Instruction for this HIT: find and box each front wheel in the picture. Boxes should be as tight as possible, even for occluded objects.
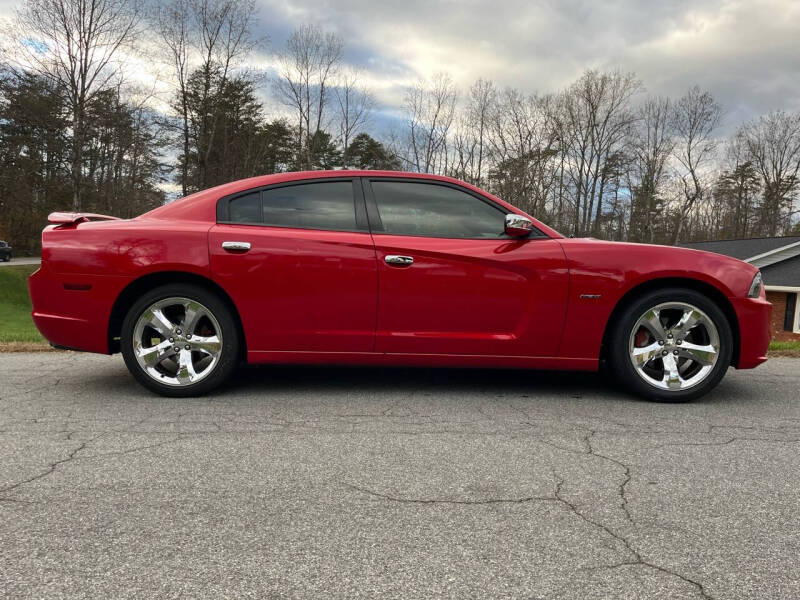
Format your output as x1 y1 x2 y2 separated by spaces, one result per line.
608 288 733 402
120 284 240 397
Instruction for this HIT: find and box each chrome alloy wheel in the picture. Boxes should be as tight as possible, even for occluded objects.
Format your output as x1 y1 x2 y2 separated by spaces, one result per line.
628 302 720 391
132 297 223 387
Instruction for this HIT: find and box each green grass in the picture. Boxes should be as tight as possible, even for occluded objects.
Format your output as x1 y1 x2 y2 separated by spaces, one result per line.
0 264 45 343
769 340 800 352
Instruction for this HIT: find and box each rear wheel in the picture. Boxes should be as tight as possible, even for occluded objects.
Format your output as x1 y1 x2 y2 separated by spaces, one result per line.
608 288 732 402
120 284 239 397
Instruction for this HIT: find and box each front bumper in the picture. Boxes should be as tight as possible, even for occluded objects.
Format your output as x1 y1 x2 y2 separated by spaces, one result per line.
730 295 771 369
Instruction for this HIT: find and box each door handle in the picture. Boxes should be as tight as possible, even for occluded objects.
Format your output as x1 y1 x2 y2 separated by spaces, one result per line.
222 241 251 252
385 255 414 266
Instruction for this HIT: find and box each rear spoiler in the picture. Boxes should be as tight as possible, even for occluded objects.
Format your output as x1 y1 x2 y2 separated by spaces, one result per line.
48 212 121 225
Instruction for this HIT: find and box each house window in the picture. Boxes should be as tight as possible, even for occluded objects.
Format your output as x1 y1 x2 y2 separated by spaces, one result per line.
794 293 800 334
785 293 800 333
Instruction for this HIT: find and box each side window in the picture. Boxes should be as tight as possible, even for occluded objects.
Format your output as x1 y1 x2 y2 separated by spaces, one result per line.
229 191 261 224
262 181 357 231
371 181 506 238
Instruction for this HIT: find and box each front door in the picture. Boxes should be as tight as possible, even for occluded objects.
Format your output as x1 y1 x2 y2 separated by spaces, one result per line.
365 178 569 357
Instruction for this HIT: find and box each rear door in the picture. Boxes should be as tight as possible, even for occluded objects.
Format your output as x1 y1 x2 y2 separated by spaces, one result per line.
365 178 569 357
209 178 378 353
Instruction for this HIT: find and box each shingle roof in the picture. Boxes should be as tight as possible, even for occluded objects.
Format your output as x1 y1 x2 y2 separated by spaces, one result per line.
681 236 800 260
760 254 800 287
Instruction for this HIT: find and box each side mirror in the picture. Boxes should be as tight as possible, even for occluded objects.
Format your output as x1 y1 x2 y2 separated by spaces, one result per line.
505 214 534 237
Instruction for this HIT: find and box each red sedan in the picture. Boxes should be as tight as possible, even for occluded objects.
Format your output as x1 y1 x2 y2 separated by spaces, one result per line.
29 171 771 400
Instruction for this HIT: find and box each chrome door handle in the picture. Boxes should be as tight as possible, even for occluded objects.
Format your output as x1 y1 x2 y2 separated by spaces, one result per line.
222 241 251 252
385 255 413 266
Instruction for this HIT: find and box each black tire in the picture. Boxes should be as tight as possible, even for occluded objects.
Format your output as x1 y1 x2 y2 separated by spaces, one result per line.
120 283 240 397
608 287 733 402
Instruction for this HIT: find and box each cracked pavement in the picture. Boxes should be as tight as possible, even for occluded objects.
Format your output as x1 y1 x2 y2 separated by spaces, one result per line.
1 353 799 599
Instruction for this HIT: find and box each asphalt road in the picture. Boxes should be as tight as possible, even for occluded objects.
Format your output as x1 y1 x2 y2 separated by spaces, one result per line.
1 353 799 599
0 257 40 267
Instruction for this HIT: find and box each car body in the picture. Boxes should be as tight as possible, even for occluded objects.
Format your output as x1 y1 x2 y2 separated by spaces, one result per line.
0 240 11 261
28 171 771 400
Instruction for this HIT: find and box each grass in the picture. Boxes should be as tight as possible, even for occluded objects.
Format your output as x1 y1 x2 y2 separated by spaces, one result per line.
1 264 799 356
0 264 46 344
768 340 800 357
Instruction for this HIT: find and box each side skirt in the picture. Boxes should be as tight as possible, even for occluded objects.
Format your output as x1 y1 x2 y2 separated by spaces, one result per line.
246 350 598 372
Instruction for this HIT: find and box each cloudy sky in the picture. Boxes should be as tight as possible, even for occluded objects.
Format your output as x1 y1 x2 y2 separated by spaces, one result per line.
2 0 799 134
246 0 800 133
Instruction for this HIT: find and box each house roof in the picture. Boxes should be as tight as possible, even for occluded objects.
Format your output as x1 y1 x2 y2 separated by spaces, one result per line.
760 254 800 288
681 236 800 260
681 236 800 288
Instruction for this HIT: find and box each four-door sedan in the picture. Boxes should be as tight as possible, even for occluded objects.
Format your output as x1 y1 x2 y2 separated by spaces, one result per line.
29 171 771 400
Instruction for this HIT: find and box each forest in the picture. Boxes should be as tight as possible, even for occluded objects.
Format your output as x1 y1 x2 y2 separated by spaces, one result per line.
1 0 799 254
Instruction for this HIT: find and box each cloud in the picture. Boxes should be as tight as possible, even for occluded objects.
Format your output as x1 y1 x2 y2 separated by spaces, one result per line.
257 0 800 131
2 0 796 133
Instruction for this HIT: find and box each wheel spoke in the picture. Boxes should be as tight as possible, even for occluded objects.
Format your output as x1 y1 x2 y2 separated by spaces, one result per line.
678 342 717 366
640 308 667 340
632 342 662 368
136 340 174 365
182 301 208 334
661 353 683 389
191 335 221 357
144 308 175 337
673 308 703 338
175 349 198 384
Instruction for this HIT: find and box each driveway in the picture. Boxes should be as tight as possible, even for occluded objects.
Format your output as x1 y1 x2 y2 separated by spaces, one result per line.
1 353 798 599
0 257 40 267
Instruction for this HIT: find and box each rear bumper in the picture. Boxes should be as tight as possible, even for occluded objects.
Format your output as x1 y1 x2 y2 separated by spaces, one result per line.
730 295 771 369
29 266 130 354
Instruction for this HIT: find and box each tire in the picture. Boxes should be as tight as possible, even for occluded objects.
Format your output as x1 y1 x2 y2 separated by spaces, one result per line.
120 283 240 397
608 287 733 402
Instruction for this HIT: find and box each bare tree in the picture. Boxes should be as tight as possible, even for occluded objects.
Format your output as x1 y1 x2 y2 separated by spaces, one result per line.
154 0 191 195
628 97 675 242
11 0 141 210
670 86 721 244
452 78 495 185
275 24 343 170
739 111 800 236
193 0 258 188
559 70 642 236
403 73 457 173
152 0 258 192
335 67 374 167
486 88 559 219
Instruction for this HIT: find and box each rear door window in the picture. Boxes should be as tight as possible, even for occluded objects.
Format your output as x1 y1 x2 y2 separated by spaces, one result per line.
262 181 357 231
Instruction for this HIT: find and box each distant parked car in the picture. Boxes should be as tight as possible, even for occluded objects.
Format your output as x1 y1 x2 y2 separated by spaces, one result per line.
0 241 11 261
29 171 771 401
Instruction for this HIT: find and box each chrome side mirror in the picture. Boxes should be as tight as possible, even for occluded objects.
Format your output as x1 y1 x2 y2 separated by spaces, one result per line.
505 214 534 237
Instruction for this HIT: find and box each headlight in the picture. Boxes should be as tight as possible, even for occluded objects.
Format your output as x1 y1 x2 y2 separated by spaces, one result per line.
747 272 762 298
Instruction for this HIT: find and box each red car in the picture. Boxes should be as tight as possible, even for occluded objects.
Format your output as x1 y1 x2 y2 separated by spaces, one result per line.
29 171 771 401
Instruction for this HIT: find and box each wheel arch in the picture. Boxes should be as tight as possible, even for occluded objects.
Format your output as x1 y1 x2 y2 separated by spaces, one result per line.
107 270 247 359
600 277 740 368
